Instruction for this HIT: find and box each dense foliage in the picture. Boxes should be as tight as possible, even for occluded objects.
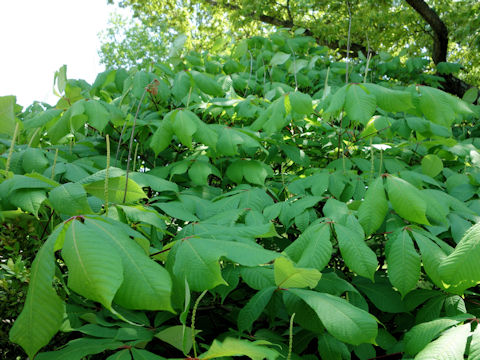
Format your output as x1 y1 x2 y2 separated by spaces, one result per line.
2 30 480 359
105 0 480 91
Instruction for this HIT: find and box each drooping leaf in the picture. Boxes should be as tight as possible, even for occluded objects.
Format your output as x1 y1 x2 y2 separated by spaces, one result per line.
358 177 388 236
84 176 147 204
415 323 471 360
386 230 421 297
290 289 378 345
49 182 94 215
345 84 376 125
288 91 313 115
335 223 378 281
9 226 67 358
238 287 276 332
386 176 430 225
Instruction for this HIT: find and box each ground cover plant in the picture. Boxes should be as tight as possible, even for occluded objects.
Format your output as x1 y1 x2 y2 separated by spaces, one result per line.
1 30 480 359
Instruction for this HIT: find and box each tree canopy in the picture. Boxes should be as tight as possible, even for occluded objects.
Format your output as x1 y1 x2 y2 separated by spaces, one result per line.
103 0 479 97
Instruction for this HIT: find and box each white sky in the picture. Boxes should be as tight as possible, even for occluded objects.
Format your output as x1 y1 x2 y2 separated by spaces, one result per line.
0 0 126 108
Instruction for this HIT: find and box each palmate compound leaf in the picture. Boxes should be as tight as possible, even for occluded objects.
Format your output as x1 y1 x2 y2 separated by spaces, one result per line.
289 289 378 345
199 338 280 360
334 223 378 281
385 229 421 298
358 177 388 236
9 225 68 358
284 222 332 270
386 175 430 225
415 323 471 360
274 256 322 289
172 237 279 291
439 222 480 294
237 286 277 333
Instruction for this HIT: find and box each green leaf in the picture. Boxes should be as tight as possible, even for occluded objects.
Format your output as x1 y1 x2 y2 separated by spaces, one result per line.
415 323 471 360
84 100 110 131
131 348 167 360
317 333 351 360
335 223 377 281
150 120 173 155
87 217 173 311
62 221 124 311
386 230 421 297
238 287 276 332
353 276 406 313
84 176 147 204
10 189 47 217
439 222 480 294
226 160 268 185
324 85 347 117
421 154 443 178
469 324 480 360
199 338 280 360
173 237 278 291
191 71 224 97
463 87 478 104
358 177 388 236
49 183 94 216
404 318 462 356
363 83 414 112
188 160 213 186
155 325 196 353
270 52 290 66
9 226 66 358
35 338 123 360
173 110 198 148
386 176 430 225
22 148 49 173
290 289 378 345
288 91 313 115
274 256 321 289
345 84 376 125
284 222 332 271
0 95 16 136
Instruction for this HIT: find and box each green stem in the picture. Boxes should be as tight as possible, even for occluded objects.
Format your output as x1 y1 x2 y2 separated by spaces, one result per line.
287 313 296 360
51 149 59 180
191 290 207 358
105 135 111 215
5 122 19 174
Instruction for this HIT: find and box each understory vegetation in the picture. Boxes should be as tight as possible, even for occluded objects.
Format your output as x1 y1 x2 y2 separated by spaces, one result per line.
2 30 480 359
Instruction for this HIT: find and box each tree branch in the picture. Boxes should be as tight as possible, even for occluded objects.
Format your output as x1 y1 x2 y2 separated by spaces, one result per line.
204 0 369 56
405 0 473 97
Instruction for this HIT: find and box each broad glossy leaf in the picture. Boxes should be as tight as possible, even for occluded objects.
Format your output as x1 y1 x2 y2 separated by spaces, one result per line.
199 338 280 360
415 324 470 360
270 51 290 66
386 176 430 225
10 189 46 217
49 183 93 215
274 257 321 289
131 348 167 360
386 230 420 297
284 222 332 271
188 160 213 186
62 221 124 310
469 324 480 360
22 148 49 173
358 177 388 235
226 159 268 185
363 83 414 112
439 222 480 294
84 100 110 131
84 176 147 204
335 223 377 281
238 287 276 332
173 110 198 148
155 325 195 353
288 91 313 114
9 226 67 358
35 338 123 360
404 318 463 356
421 154 443 178
87 218 173 311
150 120 173 155
345 84 376 125
191 71 224 97
240 267 276 290
290 289 378 345
318 333 351 360
353 276 406 313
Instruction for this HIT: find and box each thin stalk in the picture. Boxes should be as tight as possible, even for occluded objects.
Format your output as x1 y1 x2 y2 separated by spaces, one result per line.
115 102 136 166
345 0 352 84
132 142 139 172
289 44 298 90
123 86 149 204
105 135 111 215
287 313 296 360
363 52 372 83
5 123 20 174
370 138 375 180
379 148 384 176
244 50 254 97
186 86 193 108
51 149 59 180
27 128 40 148
191 290 207 358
